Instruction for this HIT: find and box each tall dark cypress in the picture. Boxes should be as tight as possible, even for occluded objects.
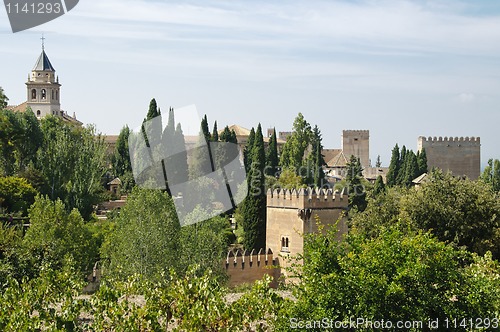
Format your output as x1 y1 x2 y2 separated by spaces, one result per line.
417 148 428 175
396 145 407 186
241 124 266 250
244 128 255 173
386 144 400 187
265 128 278 177
212 121 219 142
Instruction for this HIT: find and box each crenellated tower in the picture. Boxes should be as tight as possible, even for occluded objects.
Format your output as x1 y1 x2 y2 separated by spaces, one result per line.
418 136 481 180
266 187 348 268
342 130 370 168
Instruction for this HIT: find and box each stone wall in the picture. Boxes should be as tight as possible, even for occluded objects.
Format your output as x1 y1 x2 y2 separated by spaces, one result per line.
418 136 480 180
224 249 280 288
342 130 370 168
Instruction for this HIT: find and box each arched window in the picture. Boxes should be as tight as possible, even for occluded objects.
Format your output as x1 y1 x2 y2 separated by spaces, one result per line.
56 91 58 100
36 110 41 117
41 89 46 100
281 237 285 248
285 237 289 248
31 89 37 100
51 90 54 100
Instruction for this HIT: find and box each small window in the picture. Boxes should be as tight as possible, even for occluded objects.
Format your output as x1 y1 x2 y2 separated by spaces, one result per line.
36 110 41 116
281 236 290 252
354 138 359 141
51 90 54 100
56 91 58 100
31 89 37 100
41 89 46 100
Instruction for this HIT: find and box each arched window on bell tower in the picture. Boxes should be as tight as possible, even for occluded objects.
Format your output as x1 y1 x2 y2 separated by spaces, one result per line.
36 110 41 117
51 90 54 100
41 89 46 100
31 89 37 100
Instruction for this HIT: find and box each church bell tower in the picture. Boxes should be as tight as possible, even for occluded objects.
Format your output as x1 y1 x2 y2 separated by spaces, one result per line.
26 37 61 118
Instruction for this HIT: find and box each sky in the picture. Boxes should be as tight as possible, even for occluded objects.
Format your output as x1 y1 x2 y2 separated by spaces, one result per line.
1 0 500 166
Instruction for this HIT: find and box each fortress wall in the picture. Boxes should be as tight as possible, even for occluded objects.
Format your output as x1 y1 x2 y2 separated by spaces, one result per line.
418 136 481 180
224 249 279 288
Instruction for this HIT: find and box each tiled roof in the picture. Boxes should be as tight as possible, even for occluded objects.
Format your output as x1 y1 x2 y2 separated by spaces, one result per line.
33 50 55 71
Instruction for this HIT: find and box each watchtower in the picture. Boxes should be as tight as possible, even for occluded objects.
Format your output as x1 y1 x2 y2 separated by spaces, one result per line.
342 130 370 168
417 136 480 180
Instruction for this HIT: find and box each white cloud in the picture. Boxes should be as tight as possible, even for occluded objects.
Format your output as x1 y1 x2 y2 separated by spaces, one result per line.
458 93 476 103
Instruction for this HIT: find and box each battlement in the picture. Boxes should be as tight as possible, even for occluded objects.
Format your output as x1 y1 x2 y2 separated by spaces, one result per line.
267 187 348 209
224 248 279 287
343 130 369 137
418 136 480 144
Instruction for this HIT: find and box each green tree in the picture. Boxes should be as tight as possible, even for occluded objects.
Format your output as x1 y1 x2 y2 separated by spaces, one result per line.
179 207 232 280
211 120 219 142
37 118 107 219
276 168 304 189
279 113 311 170
346 155 367 211
146 98 160 120
265 127 279 177
112 126 132 177
401 170 500 258
417 148 428 175
16 109 43 171
243 127 255 173
481 158 500 192
105 187 181 281
0 176 37 215
240 124 266 250
0 87 8 109
372 175 385 196
386 144 400 187
375 155 382 167
275 226 500 331
402 150 418 187
201 114 211 142
396 145 407 185
24 195 97 276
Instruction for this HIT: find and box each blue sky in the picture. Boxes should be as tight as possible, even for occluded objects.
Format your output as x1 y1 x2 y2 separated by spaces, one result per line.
1 0 499 166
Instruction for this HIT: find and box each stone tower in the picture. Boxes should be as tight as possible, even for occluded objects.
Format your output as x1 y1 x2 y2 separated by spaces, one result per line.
266 188 348 277
342 130 370 168
26 45 61 118
417 136 481 180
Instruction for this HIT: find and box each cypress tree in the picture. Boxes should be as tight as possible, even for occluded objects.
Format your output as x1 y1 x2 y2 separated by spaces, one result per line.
265 128 278 177
146 98 160 120
417 148 428 175
396 145 407 186
212 121 219 142
403 151 418 187
386 144 400 187
373 175 385 195
310 125 326 188
241 124 266 250
346 155 366 211
172 123 189 186
112 125 132 177
244 128 255 173
201 114 211 142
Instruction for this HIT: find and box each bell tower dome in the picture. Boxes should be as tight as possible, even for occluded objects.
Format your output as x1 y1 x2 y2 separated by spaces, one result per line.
26 38 61 118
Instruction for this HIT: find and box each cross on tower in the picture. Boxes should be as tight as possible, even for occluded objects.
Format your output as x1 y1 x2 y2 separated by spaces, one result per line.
41 33 45 50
